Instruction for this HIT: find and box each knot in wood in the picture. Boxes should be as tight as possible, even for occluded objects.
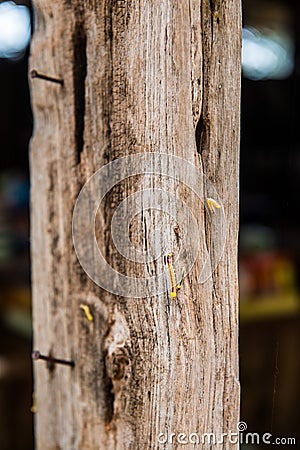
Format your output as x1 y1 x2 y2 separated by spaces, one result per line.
106 348 130 381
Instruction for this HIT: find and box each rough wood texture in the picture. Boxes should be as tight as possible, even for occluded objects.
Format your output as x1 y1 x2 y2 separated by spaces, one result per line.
30 0 241 449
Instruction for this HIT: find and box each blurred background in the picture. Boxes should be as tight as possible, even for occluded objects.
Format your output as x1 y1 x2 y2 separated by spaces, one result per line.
0 0 299 448
0 1 33 449
240 0 300 448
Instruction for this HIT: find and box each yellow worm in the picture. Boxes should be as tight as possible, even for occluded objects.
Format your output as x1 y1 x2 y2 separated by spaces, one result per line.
206 197 221 213
167 253 177 298
80 304 93 321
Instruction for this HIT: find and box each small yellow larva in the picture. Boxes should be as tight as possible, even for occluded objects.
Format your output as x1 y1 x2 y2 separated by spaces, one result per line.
206 197 221 213
167 253 177 298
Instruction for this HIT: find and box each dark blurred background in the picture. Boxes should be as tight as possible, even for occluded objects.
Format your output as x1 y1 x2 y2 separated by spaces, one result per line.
0 0 299 449
240 0 300 447
0 1 33 449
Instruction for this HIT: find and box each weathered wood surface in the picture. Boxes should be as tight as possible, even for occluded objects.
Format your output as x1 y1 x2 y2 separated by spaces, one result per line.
30 0 241 449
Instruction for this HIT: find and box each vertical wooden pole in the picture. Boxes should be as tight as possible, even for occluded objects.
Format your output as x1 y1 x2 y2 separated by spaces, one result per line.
30 0 241 448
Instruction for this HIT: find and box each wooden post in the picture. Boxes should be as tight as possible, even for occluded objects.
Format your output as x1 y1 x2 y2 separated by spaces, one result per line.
30 0 241 448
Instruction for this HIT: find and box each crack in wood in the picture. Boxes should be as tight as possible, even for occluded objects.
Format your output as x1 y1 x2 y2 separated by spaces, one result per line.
73 20 87 165
103 348 115 424
195 113 211 157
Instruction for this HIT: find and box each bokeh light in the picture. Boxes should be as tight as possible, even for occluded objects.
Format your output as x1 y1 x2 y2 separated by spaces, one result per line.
242 26 294 80
0 1 31 60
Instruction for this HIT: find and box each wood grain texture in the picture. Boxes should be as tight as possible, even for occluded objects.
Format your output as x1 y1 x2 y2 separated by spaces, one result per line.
30 0 241 449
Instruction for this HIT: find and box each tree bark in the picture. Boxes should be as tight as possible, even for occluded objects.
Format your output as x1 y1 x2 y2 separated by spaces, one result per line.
30 1 241 449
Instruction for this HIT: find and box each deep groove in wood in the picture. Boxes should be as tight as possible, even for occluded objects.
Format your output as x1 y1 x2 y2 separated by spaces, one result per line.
73 20 87 165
